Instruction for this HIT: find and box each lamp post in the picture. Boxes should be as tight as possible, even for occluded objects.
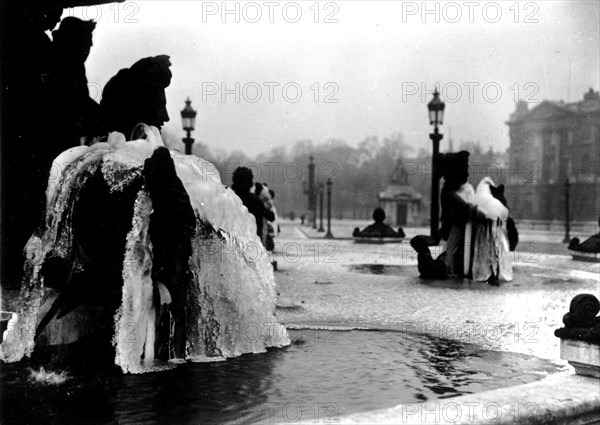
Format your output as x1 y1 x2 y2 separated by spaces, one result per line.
563 178 571 243
427 88 446 240
181 97 197 155
303 156 317 226
318 182 325 232
325 178 334 239
313 180 318 229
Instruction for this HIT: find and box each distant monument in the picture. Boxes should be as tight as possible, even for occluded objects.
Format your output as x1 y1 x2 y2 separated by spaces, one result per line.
377 164 422 227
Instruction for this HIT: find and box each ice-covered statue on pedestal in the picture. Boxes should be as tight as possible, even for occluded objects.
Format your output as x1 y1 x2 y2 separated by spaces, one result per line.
467 177 514 282
411 151 518 283
0 125 290 373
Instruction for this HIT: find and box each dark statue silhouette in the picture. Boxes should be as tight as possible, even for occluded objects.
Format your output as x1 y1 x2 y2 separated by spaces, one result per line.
0 1 192 360
352 207 405 242
568 216 600 262
48 17 102 149
100 55 172 138
0 6 171 287
1 4 65 285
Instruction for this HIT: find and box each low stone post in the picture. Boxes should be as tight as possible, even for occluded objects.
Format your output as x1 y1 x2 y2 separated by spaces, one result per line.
325 179 334 239
555 294 600 378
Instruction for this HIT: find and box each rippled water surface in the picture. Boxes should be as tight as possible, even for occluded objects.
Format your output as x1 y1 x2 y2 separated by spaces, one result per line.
1 329 562 425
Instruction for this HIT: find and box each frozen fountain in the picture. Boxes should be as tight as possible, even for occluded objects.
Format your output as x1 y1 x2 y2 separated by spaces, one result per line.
0 125 289 373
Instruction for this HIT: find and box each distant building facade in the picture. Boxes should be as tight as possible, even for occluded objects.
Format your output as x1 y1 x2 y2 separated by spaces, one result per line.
378 167 422 226
506 88 600 221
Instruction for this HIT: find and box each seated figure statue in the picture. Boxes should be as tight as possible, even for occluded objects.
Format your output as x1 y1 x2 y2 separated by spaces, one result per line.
568 217 600 262
353 207 405 243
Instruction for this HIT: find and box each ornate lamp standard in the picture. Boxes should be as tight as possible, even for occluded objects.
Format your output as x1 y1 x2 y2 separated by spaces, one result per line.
303 156 317 226
563 178 571 243
427 88 446 239
181 98 197 155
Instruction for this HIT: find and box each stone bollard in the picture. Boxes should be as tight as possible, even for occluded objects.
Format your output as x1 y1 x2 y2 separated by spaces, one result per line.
554 294 600 378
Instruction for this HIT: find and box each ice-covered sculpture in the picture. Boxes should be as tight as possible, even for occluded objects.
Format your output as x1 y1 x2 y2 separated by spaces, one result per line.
0 125 289 373
468 177 513 282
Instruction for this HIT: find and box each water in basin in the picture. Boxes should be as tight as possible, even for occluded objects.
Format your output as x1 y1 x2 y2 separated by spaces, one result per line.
0 328 562 425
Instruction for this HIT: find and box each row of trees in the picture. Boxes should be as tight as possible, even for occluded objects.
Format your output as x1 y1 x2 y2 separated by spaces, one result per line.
162 131 507 222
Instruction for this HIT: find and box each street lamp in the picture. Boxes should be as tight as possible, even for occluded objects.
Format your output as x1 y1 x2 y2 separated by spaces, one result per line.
427 88 446 240
181 97 197 155
318 182 325 232
303 156 317 226
563 178 571 243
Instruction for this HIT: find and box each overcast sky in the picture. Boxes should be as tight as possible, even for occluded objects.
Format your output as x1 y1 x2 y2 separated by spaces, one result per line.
69 0 599 157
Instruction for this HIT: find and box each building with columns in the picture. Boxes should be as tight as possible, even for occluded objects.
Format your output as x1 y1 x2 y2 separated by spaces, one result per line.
505 88 600 222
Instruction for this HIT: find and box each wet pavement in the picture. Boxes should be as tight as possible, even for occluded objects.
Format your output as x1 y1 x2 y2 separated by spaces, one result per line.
273 221 600 361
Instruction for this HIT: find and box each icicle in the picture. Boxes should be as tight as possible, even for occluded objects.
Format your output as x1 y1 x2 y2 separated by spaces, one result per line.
113 189 155 373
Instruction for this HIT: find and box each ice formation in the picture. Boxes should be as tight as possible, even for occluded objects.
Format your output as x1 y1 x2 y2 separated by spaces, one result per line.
469 177 513 282
0 125 289 373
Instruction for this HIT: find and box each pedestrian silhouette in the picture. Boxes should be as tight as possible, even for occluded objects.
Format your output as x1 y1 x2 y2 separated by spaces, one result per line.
231 168 275 244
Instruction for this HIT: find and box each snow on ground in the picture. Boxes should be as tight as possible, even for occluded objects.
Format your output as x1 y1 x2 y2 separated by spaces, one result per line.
273 221 600 361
